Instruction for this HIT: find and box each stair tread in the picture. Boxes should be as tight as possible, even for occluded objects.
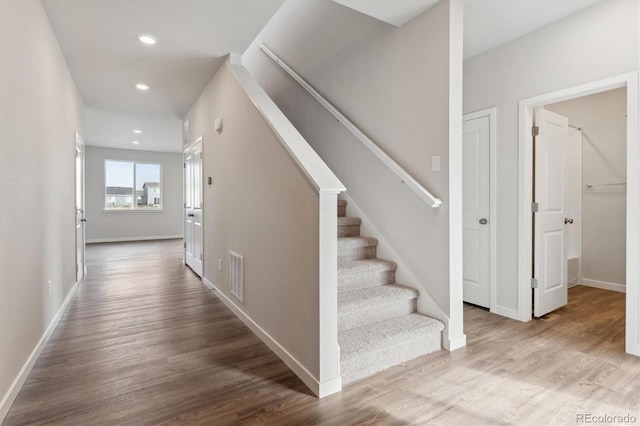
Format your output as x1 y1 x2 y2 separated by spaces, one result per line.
338 236 377 248
337 199 347 207
339 314 444 358
338 217 361 226
339 258 396 274
339 284 417 313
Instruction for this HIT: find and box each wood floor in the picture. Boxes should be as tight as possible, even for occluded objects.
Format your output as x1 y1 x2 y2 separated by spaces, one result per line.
4 240 639 425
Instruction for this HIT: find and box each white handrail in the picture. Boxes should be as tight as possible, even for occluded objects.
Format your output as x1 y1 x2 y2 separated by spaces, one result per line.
256 42 442 208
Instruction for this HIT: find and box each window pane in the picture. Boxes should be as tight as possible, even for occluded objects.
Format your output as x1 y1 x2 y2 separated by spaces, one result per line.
136 163 161 208
105 161 133 209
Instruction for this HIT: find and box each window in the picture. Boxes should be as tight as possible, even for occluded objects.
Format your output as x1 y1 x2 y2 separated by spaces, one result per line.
105 160 162 210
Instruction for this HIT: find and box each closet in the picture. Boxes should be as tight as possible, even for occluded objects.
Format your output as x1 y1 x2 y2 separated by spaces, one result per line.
545 87 627 294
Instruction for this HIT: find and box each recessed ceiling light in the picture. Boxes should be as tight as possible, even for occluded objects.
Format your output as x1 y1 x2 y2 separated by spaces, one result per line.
132 141 140 145
133 129 142 134
135 83 150 91
137 34 157 45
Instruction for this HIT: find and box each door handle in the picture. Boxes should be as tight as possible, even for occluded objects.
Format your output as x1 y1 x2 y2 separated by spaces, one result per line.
187 213 194 217
479 218 488 225
564 218 574 224
80 218 87 222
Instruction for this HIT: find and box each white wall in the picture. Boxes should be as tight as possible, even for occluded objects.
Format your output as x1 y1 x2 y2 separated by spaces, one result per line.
547 88 627 291
187 63 326 384
0 0 84 418
243 0 465 345
464 0 639 315
84 146 183 242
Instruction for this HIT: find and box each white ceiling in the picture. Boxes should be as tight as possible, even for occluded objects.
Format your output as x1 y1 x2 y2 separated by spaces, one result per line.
43 0 602 153
463 0 602 59
42 0 285 153
332 0 601 59
84 108 182 153
332 0 440 27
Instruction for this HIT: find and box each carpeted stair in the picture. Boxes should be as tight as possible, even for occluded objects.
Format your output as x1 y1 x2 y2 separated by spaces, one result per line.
337 199 444 384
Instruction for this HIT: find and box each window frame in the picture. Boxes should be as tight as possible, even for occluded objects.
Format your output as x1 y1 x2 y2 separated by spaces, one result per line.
104 160 163 211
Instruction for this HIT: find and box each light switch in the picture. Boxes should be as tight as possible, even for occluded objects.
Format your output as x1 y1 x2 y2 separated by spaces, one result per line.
432 155 441 172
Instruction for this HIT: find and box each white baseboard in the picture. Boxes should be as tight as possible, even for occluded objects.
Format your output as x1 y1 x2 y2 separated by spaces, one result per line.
316 376 342 398
580 278 626 293
444 333 467 351
0 281 79 423
202 278 214 290
201 277 340 398
86 235 183 243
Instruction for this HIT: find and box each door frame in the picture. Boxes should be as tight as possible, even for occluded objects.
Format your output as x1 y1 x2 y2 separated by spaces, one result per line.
517 72 639 356
462 107 498 313
75 132 86 282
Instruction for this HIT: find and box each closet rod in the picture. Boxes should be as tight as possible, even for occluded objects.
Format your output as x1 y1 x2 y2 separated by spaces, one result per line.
586 183 626 187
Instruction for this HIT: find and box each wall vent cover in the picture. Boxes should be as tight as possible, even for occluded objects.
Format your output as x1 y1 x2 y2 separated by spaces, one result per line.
229 251 244 303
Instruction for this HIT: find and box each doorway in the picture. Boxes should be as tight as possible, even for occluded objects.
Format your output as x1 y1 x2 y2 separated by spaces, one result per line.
75 133 86 283
518 73 639 356
532 89 627 317
546 88 628 291
184 136 203 277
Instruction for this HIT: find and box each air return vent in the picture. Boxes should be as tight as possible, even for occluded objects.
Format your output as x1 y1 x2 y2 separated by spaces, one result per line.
229 251 244 303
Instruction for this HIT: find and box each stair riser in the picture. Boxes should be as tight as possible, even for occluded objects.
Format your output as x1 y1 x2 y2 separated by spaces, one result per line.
338 225 360 237
338 270 395 293
338 246 376 262
338 206 346 217
339 299 416 331
341 334 442 384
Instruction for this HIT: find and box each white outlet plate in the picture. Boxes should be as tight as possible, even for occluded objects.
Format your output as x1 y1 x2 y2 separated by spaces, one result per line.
218 259 222 271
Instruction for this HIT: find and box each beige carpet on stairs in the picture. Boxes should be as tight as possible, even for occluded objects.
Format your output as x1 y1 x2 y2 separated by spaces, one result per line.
336 199 444 384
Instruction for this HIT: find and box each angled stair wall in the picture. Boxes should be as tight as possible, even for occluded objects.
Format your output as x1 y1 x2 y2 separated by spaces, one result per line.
188 60 345 398
243 27 459 346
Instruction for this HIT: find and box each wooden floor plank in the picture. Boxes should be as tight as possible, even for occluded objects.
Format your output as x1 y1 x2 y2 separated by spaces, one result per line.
4 240 638 425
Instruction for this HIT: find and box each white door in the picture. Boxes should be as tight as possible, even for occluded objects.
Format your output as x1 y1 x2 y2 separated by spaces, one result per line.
75 134 86 282
533 108 569 317
462 115 491 307
184 139 203 277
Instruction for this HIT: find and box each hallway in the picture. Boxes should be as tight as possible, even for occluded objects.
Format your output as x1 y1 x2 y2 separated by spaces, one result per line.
4 240 309 425
4 240 639 425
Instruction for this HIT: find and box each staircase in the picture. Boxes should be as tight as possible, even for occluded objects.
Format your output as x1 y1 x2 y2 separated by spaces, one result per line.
337 199 444 384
